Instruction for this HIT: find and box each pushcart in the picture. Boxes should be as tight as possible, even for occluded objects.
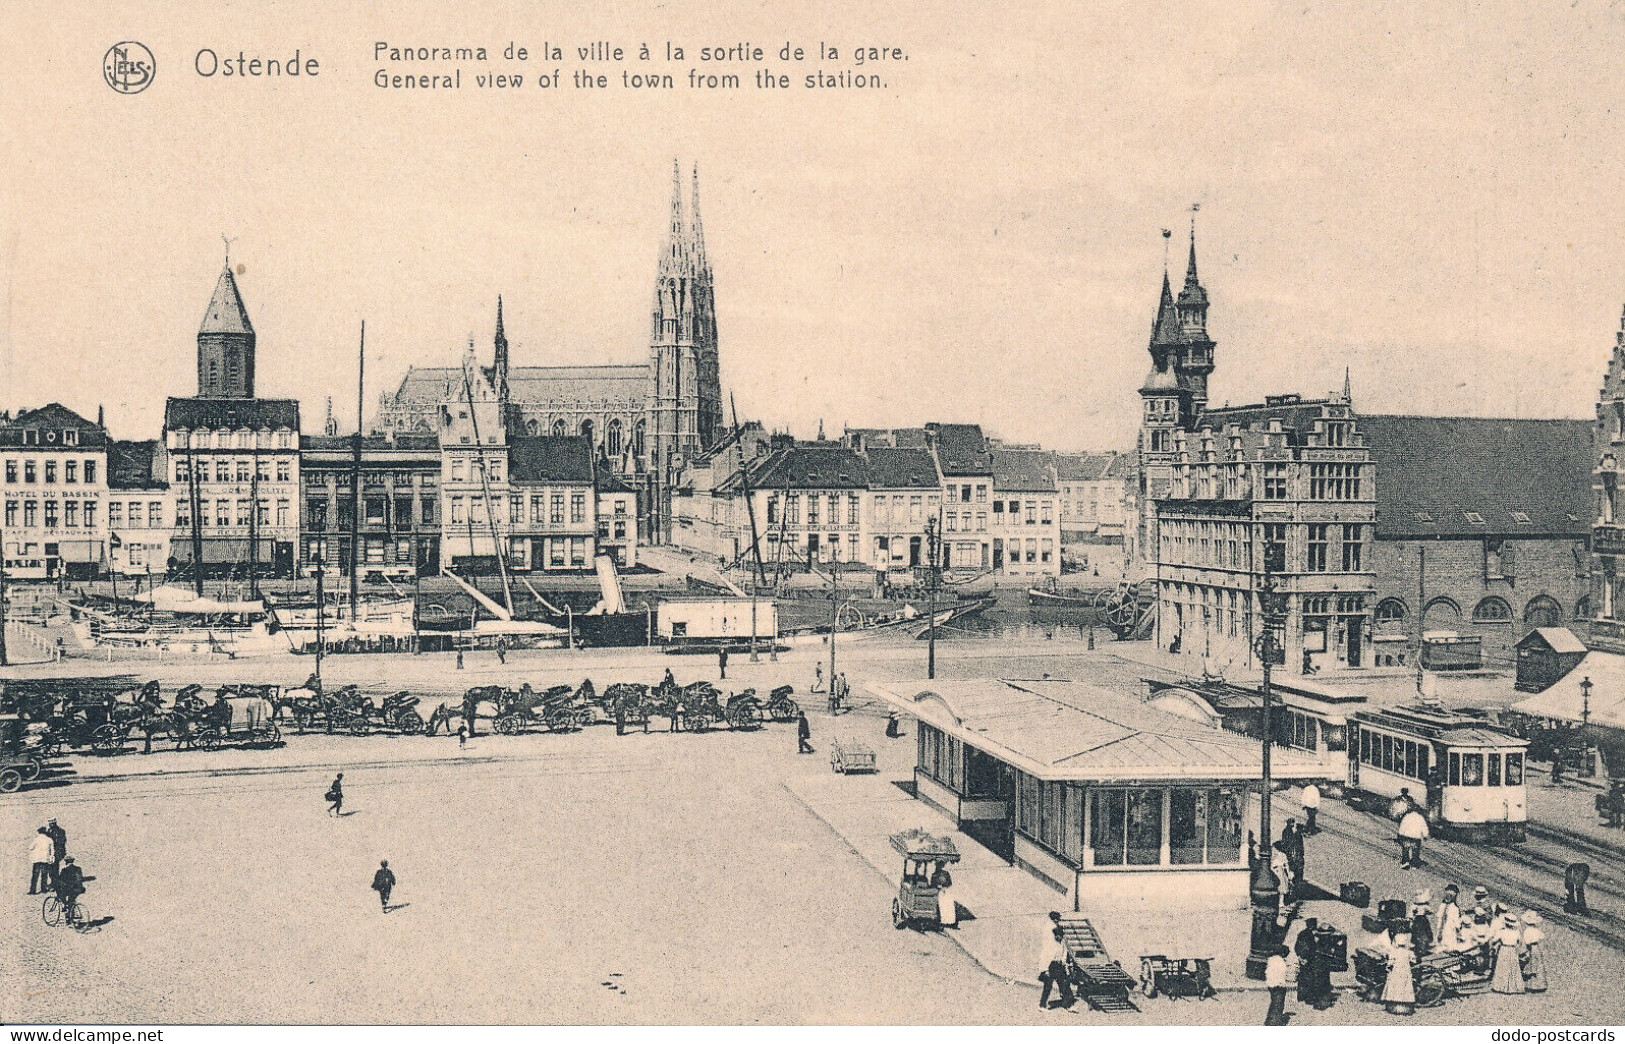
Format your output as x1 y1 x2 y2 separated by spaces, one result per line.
889 830 960 930
831 740 876 774
1138 955 1216 1000
1058 914 1139 1013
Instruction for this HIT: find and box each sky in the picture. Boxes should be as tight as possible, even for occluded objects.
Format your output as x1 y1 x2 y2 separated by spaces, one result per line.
3 0 1625 452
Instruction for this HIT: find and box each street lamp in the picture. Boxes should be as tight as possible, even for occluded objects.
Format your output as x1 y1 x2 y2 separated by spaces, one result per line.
1579 675 1594 777
924 515 942 680
1245 556 1286 980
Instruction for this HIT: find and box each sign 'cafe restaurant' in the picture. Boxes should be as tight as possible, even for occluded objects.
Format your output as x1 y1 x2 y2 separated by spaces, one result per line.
869 679 1326 904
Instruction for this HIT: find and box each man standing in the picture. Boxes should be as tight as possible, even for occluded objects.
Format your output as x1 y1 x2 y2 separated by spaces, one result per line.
718 647 728 680
813 663 825 694
371 860 396 913
1564 862 1590 915
1264 943 1292 1025
1398 806 1429 868
45 819 66 879
796 710 814 754
1282 820 1306 898
29 827 54 894
1294 918 1325 1009
1301 782 1322 834
326 772 345 817
1038 926 1075 1010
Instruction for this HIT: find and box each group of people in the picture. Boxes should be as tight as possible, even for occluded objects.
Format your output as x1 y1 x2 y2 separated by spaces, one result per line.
1269 818 1310 900
25 818 85 925
1371 883 1547 1017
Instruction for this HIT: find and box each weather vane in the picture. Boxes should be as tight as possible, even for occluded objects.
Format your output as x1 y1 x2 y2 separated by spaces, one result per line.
222 233 237 266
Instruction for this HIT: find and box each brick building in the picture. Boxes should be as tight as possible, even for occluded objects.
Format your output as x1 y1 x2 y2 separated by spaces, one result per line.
1360 415 1592 670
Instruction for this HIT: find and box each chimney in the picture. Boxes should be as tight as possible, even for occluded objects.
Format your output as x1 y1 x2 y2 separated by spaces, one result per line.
97 405 105 429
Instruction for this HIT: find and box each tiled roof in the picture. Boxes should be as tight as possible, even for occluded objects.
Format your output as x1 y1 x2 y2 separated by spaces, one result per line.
1359 414 1591 537
862 447 939 489
300 434 441 454
391 365 650 405
746 446 869 490
1195 398 1338 445
1054 451 1118 482
0 404 108 447
107 440 167 490
165 397 299 432
507 435 594 485
870 679 1327 781
991 449 1057 492
929 423 991 475
199 267 253 335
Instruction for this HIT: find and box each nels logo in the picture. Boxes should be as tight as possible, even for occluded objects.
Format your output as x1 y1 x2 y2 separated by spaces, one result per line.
103 42 155 94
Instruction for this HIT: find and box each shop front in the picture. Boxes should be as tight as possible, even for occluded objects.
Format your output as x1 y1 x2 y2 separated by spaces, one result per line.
872 678 1329 906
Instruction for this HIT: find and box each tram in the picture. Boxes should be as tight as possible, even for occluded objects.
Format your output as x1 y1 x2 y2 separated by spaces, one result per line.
1346 704 1528 843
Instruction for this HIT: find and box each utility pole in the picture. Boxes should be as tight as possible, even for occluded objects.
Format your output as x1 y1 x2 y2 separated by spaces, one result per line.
730 394 765 661
1246 540 1285 980
0 524 8 667
313 566 326 692
1415 542 1426 694
188 432 205 597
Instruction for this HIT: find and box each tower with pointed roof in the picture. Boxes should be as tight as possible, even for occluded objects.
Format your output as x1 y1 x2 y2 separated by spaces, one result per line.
197 265 256 398
649 160 724 486
1172 225 1215 418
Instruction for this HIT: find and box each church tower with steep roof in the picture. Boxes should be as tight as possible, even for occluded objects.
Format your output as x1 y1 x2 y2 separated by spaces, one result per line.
197 265 256 398
649 161 724 482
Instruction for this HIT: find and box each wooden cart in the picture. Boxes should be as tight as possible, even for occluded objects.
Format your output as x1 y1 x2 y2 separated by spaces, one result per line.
1058 914 1140 1013
1138 955 1216 1000
831 740 877 774
889 830 960 930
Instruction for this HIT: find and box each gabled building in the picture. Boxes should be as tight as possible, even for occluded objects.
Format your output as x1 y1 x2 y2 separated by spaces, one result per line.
861 446 942 574
0 404 110 579
298 432 441 579
106 439 170 577
989 448 1060 577
1056 451 1130 543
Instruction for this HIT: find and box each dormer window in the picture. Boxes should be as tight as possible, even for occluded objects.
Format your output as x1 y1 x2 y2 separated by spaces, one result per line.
1464 512 1485 525
63 430 78 446
1415 512 1434 524
1511 511 1531 525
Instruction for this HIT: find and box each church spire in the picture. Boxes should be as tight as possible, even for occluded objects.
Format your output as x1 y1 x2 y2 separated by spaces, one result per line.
660 158 687 280
492 295 510 405
689 162 709 278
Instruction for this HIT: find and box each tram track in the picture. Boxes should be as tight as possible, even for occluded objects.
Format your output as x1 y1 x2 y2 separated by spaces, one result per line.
1315 807 1625 953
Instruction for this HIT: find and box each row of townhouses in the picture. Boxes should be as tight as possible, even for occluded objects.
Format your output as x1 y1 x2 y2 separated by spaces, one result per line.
668 423 1066 579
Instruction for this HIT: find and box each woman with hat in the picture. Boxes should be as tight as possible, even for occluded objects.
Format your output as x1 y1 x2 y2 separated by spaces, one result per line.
1382 932 1416 1016
1520 912 1546 992
1436 885 1466 952
1410 890 1435 958
1490 913 1526 994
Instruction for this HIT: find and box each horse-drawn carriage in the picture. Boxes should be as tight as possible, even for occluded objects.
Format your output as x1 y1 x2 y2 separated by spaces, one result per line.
0 714 48 793
493 684 592 735
190 692 281 750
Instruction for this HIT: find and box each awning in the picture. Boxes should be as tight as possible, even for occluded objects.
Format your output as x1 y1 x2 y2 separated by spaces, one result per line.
57 540 102 563
169 538 273 564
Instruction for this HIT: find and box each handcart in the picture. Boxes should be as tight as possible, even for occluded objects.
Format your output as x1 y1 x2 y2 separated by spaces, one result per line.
1138 955 1216 1000
1058 914 1139 1013
889 829 960 930
831 739 876 774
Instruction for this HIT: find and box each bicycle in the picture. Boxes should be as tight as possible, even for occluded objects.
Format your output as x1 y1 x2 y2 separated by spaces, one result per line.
42 893 85 929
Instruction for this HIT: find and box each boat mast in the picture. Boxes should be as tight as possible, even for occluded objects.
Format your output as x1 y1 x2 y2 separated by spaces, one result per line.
350 320 364 621
248 455 261 600
187 431 205 597
461 365 513 616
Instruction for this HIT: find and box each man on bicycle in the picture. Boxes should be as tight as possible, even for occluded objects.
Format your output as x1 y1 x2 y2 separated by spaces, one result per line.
54 856 85 925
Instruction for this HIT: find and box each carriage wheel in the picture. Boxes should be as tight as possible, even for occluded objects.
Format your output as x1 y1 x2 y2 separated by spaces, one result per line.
397 711 423 734
42 895 63 927
571 708 594 730
1414 970 1446 1008
1140 971 1158 998
348 719 371 736
892 899 906 929
265 724 283 744
495 715 521 736
21 756 44 781
687 712 711 733
92 725 127 755
39 736 63 759
196 728 223 752
0 768 22 794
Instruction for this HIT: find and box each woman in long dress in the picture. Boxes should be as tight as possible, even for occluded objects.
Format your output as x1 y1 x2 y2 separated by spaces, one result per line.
1436 886 1465 952
1382 934 1416 1016
1520 912 1547 992
1490 914 1526 994
933 868 958 928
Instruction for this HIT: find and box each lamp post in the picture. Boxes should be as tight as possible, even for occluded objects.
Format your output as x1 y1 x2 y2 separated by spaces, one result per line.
1245 554 1285 980
313 564 326 693
1580 674 1594 777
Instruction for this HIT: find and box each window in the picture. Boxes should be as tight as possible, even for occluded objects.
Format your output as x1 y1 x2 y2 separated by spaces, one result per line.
84 460 96 483
452 460 466 482
765 496 778 525
1472 597 1513 624
451 496 465 524
848 494 860 526
276 500 288 527
1261 463 1288 499
3 461 13 483
606 420 623 458
175 499 190 527
421 498 436 524
1309 463 1361 500
569 536 587 567
551 493 565 525
788 495 802 525
44 461 56 484
1307 524 1329 572
1505 752 1524 786
1488 753 1502 787
1041 539 1054 563
1169 787 1244 866
236 500 252 526
1460 753 1484 786
1041 500 1053 526
510 497 523 525
23 461 35 483
65 461 77 483
237 459 251 482
24 500 37 527
1376 598 1408 623
1464 512 1485 525
1341 524 1363 571
365 496 386 526
277 460 291 482
109 502 123 527
64 501 78 527
43 500 58 528
256 458 271 481
807 496 820 526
